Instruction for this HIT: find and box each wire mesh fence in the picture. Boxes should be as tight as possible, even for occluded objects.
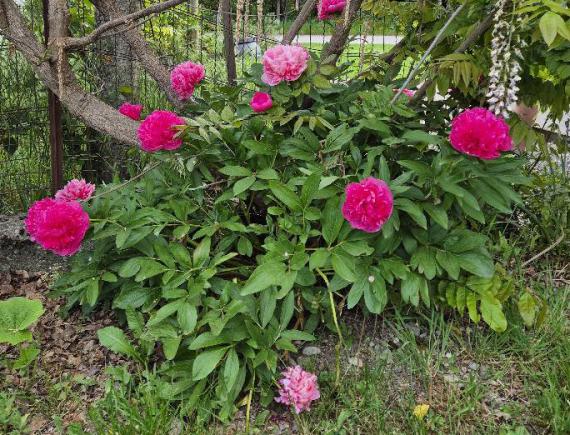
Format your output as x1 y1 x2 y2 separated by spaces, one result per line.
0 0 413 213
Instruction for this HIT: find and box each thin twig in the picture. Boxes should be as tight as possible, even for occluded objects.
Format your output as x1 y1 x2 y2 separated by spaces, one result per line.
521 232 565 268
89 161 163 201
391 3 465 104
63 0 186 49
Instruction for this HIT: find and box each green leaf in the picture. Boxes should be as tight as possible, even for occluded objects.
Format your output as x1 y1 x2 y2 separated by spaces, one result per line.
395 198 427 229
309 248 330 270
12 344 40 369
280 291 295 329
480 293 507 332
347 276 368 309
97 326 138 359
163 337 181 360
241 262 286 295
402 130 441 144
178 303 198 334
147 300 184 327
170 243 192 267
410 247 437 279
458 252 494 278
219 166 252 177
223 348 240 391
301 172 321 208
517 292 537 328
259 287 277 328
0 297 44 345
233 176 256 196
401 273 421 307
466 292 480 323
436 251 460 280
281 330 316 341
322 196 343 245
192 347 227 380
193 237 211 267
135 259 167 282
324 124 355 152
539 12 563 45
84 279 100 307
423 203 448 229
331 251 356 282
268 181 302 211
118 257 142 278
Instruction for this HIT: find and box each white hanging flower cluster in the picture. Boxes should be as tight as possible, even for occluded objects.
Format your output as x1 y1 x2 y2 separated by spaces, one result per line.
486 0 524 118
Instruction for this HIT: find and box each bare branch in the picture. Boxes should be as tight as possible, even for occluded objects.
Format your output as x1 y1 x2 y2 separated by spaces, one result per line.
391 3 465 104
94 0 184 109
320 0 364 64
411 13 494 102
282 0 317 45
64 0 186 49
0 0 139 146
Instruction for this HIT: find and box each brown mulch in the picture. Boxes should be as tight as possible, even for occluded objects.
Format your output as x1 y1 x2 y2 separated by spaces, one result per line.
0 270 130 433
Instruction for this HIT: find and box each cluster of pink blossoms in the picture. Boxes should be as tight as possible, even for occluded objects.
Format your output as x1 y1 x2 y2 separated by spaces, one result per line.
342 177 394 233
449 107 513 160
170 61 205 101
118 102 143 121
137 110 186 152
317 0 346 20
250 91 273 113
275 365 320 413
26 179 93 256
261 44 310 86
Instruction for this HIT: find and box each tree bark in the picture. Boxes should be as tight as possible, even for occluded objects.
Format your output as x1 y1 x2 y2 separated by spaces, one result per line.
282 0 315 44
320 0 364 64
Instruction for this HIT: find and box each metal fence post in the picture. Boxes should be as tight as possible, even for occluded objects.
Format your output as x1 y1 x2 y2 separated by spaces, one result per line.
221 0 237 85
42 0 64 195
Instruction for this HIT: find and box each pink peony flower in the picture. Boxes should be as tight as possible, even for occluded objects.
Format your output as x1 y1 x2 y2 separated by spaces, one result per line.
170 61 205 100
25 198 90 256
55 179 95 202
342 177 394 233
275 366 320 414
449 107 513 160
261 45 310 86
250 92 273 113
137 110 185 152
118 102 143 121
317 0 347 20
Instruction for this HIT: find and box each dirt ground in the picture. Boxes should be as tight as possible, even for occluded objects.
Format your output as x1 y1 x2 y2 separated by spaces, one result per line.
1 215 129 433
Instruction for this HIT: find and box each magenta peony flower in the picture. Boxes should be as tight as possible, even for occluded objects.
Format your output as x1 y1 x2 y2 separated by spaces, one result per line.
275 366 320 414
118 102 143 121
55 179 95 202
449 107 513 160
170 61 205 100
250 92 273 113
342 177 394 233
317 0 347 20
262 45 310 86
25 198 90 256
137 110 185 152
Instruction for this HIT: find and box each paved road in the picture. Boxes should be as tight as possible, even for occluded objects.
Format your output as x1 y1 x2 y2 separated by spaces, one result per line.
283 34 403 45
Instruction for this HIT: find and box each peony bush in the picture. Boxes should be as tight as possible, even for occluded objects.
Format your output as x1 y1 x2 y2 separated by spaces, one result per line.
44 51 532 417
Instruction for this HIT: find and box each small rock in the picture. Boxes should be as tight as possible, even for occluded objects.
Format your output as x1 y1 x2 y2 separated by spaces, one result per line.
405 322 421 337
445 352 452 359
302 346 321 356
468 362 479 371
479 365 491 380
377 348 393 363
348 357 364 368
443 373 461 384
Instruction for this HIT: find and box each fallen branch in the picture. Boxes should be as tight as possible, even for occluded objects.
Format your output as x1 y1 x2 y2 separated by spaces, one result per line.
521 232 565 268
